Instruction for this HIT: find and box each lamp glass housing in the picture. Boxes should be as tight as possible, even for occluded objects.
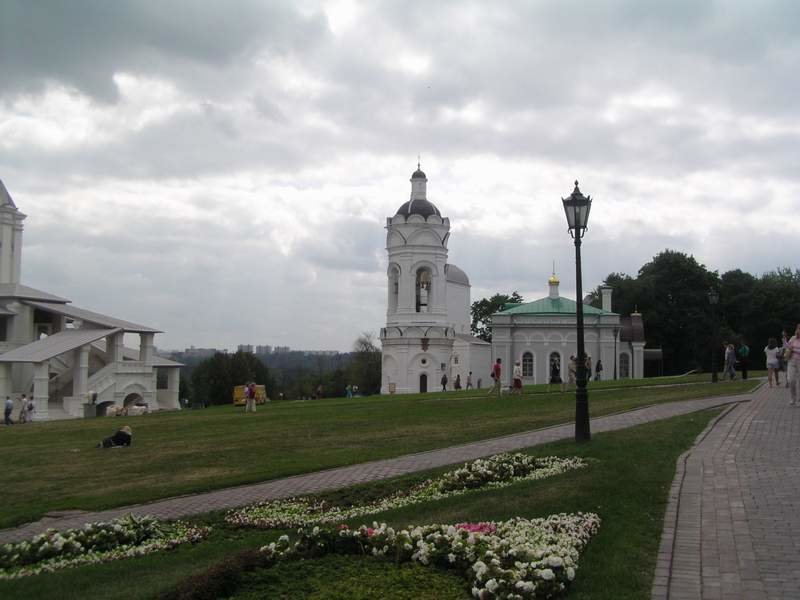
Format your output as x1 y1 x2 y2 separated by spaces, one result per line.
562 181 592 236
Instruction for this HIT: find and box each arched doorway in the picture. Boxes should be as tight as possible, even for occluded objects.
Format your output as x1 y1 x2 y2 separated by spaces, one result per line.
419 373 428 393
124 393 144 407
96 401 116 416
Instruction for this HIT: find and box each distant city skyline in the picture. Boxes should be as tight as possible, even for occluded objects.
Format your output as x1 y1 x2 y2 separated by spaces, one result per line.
1 1 797 351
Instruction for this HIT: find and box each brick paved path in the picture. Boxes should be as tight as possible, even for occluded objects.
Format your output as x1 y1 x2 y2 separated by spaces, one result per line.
652 382 800 599
0 391 751 544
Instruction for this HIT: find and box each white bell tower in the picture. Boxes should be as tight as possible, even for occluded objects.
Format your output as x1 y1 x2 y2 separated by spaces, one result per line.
380 166 455 394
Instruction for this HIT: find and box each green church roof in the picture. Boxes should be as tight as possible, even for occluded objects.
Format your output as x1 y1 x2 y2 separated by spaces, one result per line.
495 297 614 316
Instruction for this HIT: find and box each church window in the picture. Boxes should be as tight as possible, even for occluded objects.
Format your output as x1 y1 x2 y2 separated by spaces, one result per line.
453 355 459 365
388 265 400 313
415 267 432 313
522 352 533 377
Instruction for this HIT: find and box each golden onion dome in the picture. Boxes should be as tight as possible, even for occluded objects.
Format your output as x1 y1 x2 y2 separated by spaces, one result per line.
548 273 560 285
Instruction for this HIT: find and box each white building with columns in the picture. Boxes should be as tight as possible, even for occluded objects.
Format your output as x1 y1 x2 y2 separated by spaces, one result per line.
0 179 182 421
380 167 490 394
490 274 646 386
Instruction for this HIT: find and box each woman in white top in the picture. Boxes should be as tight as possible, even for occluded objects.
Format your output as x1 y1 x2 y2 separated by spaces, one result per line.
512 362 523 395
764 338 781 388
787 324 800 405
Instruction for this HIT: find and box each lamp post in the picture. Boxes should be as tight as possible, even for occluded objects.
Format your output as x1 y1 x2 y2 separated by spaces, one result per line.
562 181 592 442
613 326 620 380
708 289 719 383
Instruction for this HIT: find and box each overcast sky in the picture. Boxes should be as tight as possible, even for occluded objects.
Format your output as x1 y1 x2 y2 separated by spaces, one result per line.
1 1 797 352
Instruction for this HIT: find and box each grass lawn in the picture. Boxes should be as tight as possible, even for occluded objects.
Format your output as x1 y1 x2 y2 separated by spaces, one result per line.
0 407 725 600
0 377 757 529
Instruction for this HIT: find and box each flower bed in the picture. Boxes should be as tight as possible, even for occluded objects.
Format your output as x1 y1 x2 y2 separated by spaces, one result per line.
0 514 210 579
226 453 586 529
259 513 600 599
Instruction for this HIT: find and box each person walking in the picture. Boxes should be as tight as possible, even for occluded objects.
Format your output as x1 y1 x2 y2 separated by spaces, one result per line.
549 356 561 392
737 339 750 380
454 374 461 390
488 358 502 397
787 324 800 406
724 343 737 380
594 359 603 382
564 355 577 392
25 395 35 422
781 330 791 387
4 396 13 425
244 383 257 413
440 373 448 392
512 361 523 394
345 384 353 399
765 338 781 388
466 371 473 390
17 395 27 424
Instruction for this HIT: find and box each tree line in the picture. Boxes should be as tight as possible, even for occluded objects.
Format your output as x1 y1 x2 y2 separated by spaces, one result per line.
181 333 382 405
590 250 800 375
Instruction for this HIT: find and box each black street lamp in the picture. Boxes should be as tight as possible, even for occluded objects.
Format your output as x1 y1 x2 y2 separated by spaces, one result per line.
612 326 620 380
562 181 592 442
708 288 719 383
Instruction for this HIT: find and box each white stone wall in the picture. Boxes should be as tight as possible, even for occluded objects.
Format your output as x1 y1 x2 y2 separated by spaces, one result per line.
446 281 470 334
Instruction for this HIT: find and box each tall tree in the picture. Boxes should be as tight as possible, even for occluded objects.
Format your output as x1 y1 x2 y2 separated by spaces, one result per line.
347 332 382 395
470 291 524 342
190 351 274 406
635 250 719 373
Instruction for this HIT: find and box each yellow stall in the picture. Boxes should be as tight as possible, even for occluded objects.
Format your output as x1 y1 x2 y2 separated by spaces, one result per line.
232 384 269 406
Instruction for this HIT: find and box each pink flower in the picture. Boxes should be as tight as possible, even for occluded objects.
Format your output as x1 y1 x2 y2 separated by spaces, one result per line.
366 527 375 537
456 522 497 535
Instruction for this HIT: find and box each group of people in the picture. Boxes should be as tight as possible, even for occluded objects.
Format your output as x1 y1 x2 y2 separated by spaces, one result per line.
482 354 606 398
440 372 477 392
3 394 33 425
243 382 258 412
549 355 604 392
765 326 800 403
722 340 750 381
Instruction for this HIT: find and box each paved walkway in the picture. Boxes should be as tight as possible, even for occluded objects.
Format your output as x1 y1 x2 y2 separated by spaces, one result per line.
652 382 800 599
0 390 753 544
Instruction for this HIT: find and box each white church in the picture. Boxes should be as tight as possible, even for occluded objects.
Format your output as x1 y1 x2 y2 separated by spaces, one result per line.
379 167 490 394
0 180 182 420
380 168 647 393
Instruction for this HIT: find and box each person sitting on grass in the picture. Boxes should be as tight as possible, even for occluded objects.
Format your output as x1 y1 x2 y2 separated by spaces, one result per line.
96 425 133 448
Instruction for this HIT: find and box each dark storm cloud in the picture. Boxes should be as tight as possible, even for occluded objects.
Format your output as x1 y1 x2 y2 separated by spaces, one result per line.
0 0 329 101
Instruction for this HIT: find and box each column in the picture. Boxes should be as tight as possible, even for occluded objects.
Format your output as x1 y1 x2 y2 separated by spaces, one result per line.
139 332 154 364
632 342 645 379
73 345 90 401
32 361 49 421
0 221 12 283
107 331 124 364
166 368 180 409
0 363 11 399
11 223 23 284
